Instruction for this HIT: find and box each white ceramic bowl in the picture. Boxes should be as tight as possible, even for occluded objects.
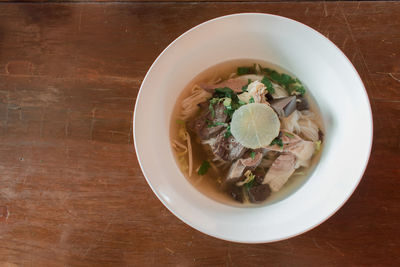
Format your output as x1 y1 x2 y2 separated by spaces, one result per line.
134 13 372 243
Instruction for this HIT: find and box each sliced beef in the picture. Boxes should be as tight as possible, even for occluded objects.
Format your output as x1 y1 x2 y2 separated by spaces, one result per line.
248 184 271 203
224 182 244 203
188 101 228 140
286 140 314 163
262 153 296 192
210 130 247 162
253 167 266 185
226 152 263 181
201 75 264 93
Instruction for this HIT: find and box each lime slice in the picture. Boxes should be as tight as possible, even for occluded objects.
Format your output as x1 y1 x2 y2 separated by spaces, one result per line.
231 103 280 149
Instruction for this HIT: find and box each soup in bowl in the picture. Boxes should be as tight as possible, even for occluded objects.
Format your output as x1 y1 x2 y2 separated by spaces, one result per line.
134 13 372 243
171 60 324 206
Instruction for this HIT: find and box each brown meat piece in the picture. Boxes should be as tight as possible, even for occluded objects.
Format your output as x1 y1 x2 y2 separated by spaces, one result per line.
210 130 247 162
248 184 271 203
226 152 263 181
188 101 228 140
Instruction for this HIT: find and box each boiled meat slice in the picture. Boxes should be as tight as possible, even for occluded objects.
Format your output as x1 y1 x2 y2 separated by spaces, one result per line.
262 153 296 192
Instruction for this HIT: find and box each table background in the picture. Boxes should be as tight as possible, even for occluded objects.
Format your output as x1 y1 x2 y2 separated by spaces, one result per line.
0 1 399 266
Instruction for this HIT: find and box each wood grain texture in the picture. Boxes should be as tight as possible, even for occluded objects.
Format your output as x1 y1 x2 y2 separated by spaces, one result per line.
0 1 399 266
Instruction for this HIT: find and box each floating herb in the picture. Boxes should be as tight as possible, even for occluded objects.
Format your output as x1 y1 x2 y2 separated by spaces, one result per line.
261 76 275 94
207 120 228 128
262 67 305 96
224 125 232 138
284 132 294 138
209 97 220 118
197 161 211 175
270 137 284 148
237 66 255 75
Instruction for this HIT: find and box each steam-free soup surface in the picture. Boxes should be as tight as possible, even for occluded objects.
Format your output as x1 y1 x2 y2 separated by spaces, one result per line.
170 59 324 206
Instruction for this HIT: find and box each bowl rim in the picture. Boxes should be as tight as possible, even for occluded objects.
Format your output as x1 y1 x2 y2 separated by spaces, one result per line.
133 13 373 243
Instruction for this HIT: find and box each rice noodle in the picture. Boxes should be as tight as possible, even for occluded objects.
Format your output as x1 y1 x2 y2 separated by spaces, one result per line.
173 127 193 177
186 131 193 177
172 139 187 150
180 85 212 120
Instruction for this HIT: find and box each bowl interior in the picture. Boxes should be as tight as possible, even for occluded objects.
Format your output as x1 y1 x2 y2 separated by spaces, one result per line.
134 13 372 243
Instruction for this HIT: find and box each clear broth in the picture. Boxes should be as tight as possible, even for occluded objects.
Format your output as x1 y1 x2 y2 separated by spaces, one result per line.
170 59 324 207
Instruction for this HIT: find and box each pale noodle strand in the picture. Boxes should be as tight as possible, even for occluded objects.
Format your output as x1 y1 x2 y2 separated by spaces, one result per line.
173 128 193 177
181 85 212 120
186 131 193 178
172 139 187 150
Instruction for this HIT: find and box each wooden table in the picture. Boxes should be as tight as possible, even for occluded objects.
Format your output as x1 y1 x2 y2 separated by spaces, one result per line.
0 1 399 266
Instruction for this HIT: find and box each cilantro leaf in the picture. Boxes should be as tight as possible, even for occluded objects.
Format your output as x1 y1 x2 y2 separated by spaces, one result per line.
208 97 220 119
263 68 295 86
262 68 306 96
224 125 232 138
250 151 256 159
249 97 255 103
198 161 210 175
245 179 255 189
270 138 283 148
213 87 243 119
261 76 275 94
214 87 234 98
207 120 228 128
284 132 294 138
237 67 255 75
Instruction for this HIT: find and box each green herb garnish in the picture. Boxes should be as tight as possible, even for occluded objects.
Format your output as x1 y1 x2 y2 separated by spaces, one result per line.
198 161 211 175
207 120 228 128
270 138 284 148
237 170 255 188
237 67 254 75
245 179 255 189
224 125 232 138
214 87 235 98
209 97 220 118
250 151 256 159
244 170 256 189
291 84 306 95
262 67 305 96
284 132 294 138
214 87 242 119
249 97 255 103
222 98 232 107
263 68 295 85
261 76 275 94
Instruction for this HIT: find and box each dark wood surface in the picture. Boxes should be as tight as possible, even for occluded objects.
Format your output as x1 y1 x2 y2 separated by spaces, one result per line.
0 1 399 266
